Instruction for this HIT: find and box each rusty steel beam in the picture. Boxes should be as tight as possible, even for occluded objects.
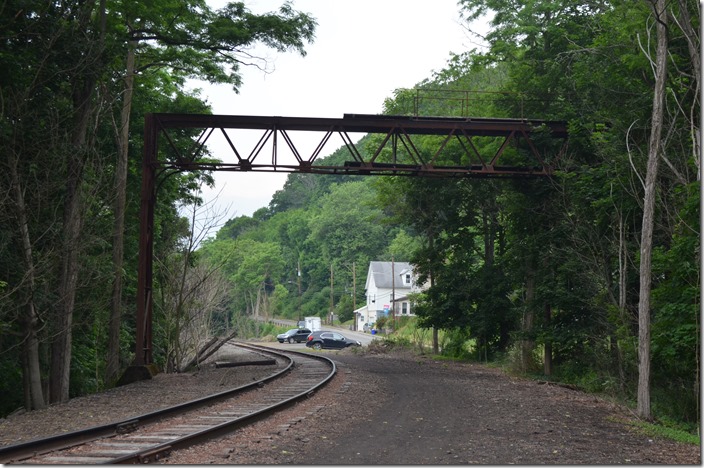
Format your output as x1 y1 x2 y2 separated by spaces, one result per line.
133 113 569 367
152 112 568 134
149 113 568 177
135 115 157 367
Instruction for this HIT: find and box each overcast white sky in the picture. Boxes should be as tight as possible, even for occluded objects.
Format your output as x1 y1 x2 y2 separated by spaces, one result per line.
192 0 483 222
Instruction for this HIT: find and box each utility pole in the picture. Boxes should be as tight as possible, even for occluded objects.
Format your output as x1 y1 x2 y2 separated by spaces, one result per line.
391 257 396 327
297 259 302 324
329 263 334 324
352 261 356 331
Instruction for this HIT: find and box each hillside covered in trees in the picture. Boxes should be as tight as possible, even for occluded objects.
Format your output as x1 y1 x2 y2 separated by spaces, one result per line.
0 0 699 434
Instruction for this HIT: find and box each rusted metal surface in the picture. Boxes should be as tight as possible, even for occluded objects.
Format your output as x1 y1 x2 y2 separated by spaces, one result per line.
148 113 568 177
134 112 569 366
135 116 156 367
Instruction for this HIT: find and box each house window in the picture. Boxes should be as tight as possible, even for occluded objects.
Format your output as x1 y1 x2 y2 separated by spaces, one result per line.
402 302 408 315
405 274 411 285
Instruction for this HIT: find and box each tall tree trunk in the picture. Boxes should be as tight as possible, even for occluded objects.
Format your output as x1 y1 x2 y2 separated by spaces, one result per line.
10 159 45 410
637 0 668 420
483 210 495 268
427 233 439 354
49 0 107 404
543 304 552 376
521 260 536 372
50 134 85 404
107 42 137 384
50 71 95 404
617 210 629 392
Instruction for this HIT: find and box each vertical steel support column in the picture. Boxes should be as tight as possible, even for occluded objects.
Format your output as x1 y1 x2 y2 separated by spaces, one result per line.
135 114 157 366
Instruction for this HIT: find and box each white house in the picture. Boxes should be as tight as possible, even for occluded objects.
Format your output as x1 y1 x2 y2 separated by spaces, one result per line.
356 261 425 330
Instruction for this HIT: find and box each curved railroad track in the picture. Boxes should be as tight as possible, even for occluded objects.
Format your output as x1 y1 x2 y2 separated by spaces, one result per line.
0 342 335 465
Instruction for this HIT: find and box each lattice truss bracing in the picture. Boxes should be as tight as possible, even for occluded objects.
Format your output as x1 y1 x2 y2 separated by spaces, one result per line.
134 112 569 367
146 113 569 178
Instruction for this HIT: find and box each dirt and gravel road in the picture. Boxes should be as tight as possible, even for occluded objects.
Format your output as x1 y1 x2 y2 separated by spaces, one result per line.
1 341 699 465
163 343 700 465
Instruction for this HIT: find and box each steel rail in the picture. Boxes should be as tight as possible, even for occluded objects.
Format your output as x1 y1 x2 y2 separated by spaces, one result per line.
0 344 336 465
0 344 291 463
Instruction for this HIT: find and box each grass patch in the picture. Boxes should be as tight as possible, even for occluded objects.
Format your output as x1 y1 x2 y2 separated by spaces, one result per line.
622 419 700 445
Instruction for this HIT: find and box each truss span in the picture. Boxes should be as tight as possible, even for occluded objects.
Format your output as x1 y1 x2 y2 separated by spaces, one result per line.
146 113 568 178
134 113 569 368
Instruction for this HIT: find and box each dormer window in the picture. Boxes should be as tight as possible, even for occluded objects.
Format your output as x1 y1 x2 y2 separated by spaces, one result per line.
404 273 411 285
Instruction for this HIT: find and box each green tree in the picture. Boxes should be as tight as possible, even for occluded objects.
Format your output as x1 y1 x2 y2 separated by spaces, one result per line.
386 229 422 262
651 183 700 423
457 0 697 422
0 0 317 413
0 0 112 407
309 181 386 262
105 0 317 383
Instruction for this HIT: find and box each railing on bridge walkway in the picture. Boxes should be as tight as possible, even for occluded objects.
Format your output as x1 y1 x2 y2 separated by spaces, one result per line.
392 88 555 121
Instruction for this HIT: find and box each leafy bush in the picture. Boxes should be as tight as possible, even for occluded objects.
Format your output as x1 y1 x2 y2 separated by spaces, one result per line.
0 359 22 417
385 334 412 348
440 328 473 360
651 382 700 427
375 316 388 331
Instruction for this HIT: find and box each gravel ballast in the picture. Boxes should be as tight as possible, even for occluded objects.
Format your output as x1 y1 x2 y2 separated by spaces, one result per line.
0 343 699 465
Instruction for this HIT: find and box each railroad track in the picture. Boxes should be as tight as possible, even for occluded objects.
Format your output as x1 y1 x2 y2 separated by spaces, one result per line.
0 343 336 464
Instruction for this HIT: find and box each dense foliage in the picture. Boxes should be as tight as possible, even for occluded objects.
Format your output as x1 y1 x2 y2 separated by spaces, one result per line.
0 0 315 414
0 0 698 432
200 0 700 428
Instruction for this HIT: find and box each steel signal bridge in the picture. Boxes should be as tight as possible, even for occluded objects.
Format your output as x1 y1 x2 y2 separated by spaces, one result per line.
132 112 568 370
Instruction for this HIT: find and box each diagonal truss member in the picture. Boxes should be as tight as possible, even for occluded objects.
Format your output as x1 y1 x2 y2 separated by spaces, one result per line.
133 113 569 368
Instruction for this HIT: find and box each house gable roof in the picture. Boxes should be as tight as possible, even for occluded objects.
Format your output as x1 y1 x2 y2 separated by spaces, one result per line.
366 261 413 290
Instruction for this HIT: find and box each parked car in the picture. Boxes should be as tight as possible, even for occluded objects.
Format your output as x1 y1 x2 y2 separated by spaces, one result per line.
305 330 362 350
362 323 374 333
277 328 312 343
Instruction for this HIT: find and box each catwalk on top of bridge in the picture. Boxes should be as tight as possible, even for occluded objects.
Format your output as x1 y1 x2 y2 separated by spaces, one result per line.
145 111 569 179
